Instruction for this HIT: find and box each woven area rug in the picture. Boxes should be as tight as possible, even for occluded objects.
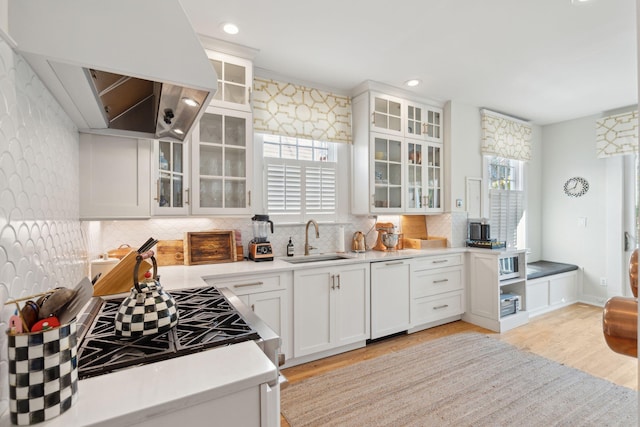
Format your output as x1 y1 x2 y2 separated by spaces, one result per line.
281 333 637 426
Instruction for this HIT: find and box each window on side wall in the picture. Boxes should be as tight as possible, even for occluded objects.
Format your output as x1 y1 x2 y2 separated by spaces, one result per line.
483 156 526 249
261 134 338 223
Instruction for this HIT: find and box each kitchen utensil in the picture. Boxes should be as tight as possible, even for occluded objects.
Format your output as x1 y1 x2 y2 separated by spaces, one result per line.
39 287 75 318
381 232 399 251
351 231 366 252
59 277 94 324
184 231 237 265
114 251 179 337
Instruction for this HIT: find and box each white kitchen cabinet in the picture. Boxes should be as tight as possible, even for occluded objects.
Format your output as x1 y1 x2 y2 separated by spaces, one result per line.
191 105 253 214
293 263 370 358
206 50 253 112
371 133 404 212
463 250 528 332
405 100 443 143
351 87 445 215
370 259 410 339
207 272 291 361
527 271 578 317
152 139 190 215
79 133 151 219
405 139 443 213
410 254 464 331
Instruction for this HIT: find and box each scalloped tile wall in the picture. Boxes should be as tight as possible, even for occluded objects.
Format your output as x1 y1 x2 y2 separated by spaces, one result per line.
0 38 86 413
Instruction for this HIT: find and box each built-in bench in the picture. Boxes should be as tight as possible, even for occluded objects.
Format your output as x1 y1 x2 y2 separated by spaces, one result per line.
526 260 579 280
526 261 579 317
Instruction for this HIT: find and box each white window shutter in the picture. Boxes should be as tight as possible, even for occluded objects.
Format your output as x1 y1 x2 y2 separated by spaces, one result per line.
306 165 336 214
266 161 301 215
489 190 524 248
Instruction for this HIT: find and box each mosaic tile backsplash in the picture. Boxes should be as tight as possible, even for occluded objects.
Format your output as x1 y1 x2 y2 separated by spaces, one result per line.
0 38 85 414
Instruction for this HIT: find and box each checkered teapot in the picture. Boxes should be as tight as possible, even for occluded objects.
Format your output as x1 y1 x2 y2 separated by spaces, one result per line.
114 250 179 337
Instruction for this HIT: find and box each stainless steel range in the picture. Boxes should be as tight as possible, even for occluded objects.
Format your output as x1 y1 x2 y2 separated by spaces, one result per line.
77 285 281 380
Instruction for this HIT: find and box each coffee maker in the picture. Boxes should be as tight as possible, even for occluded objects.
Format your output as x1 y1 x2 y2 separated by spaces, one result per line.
249 214 274 261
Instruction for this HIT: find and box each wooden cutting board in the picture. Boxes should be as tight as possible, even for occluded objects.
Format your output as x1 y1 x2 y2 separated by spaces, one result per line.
184 231 237 265
156 240 185 266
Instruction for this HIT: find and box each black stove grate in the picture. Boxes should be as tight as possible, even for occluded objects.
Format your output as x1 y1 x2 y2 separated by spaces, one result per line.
77 286 259 379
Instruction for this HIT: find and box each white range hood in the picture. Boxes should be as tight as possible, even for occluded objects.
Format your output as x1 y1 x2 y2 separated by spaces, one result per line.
8 0 218 141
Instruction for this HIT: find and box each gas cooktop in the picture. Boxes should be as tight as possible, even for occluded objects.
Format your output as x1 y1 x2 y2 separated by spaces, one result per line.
77 286 260 379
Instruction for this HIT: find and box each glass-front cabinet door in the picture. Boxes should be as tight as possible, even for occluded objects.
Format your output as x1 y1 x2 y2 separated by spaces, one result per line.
371 134 403 212
405 101 443 143
370 93 403 137
206 50 253 112
152 139 189 216
192 105 252 214
405 140 443 213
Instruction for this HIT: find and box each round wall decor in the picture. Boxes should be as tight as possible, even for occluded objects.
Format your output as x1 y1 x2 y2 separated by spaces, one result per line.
563 177 589 197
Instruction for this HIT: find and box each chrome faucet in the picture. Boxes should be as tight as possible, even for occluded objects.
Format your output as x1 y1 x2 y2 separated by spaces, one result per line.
305 219 320 255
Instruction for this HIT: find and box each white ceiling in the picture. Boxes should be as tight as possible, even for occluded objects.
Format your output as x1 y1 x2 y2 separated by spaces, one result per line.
181 0 637 125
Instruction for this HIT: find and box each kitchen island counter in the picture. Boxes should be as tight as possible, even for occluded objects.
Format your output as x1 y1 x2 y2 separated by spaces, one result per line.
0 340 276 427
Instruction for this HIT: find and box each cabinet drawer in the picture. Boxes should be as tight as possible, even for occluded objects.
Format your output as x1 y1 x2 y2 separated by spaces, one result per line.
412 291 463 325
208 274 285 295
412 266 463 298
412 253 463 271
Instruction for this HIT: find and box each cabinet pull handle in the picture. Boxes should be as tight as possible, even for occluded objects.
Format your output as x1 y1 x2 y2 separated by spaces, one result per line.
433 279 449 284
154 179 160 202
331 274 336 290
432 259 448 264
385 261 403 266
185 188 190 205
371 112 375 124
247 190 251 207
433 304 449 310
336 274 341 289
251 304 255 311
233 281 264 288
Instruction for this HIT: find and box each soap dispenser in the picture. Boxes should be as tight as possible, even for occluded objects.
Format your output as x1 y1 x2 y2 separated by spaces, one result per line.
287 237 294 256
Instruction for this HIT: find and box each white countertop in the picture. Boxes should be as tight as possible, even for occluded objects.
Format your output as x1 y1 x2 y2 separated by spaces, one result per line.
0 341 276 427
157 247 466 291
0 247 465 426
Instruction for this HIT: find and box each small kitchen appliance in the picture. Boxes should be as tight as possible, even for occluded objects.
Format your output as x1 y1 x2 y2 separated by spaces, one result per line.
249 214 274 261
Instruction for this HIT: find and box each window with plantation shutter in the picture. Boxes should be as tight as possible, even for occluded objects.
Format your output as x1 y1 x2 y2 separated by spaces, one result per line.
489 189 525 249
262 134 337 222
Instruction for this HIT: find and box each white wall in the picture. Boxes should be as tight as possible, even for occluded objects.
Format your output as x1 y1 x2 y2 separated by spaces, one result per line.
446 100 543 261
540 115 611 304
0 37 85 414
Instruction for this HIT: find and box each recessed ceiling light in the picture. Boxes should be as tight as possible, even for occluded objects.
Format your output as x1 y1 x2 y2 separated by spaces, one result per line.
181 97 199 107
222 22 239 35
405 79 421 87
571 0 592 4
174 128 184 135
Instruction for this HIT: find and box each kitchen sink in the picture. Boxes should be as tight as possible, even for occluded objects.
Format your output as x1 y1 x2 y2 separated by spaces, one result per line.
284 254 355 264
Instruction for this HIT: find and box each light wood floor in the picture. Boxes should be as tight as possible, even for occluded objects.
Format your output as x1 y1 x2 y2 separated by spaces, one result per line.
280 303 637 426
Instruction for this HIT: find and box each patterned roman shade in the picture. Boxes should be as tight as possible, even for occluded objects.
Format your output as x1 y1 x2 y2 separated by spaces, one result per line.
481 109 532 162
596 110 638 158
253 78 352 144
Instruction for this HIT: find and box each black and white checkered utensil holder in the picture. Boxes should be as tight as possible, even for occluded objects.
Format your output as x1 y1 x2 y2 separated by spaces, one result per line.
7 321 79 425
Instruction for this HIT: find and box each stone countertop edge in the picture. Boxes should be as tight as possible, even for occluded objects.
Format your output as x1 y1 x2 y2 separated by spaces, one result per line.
0 341 276 427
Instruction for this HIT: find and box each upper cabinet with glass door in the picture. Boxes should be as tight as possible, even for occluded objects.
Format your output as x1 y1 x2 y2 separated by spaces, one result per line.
191 105 253 215
152 139 189 216
405 139 443 213
405 101 443 143
206 50 253 112
370 92 404 137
